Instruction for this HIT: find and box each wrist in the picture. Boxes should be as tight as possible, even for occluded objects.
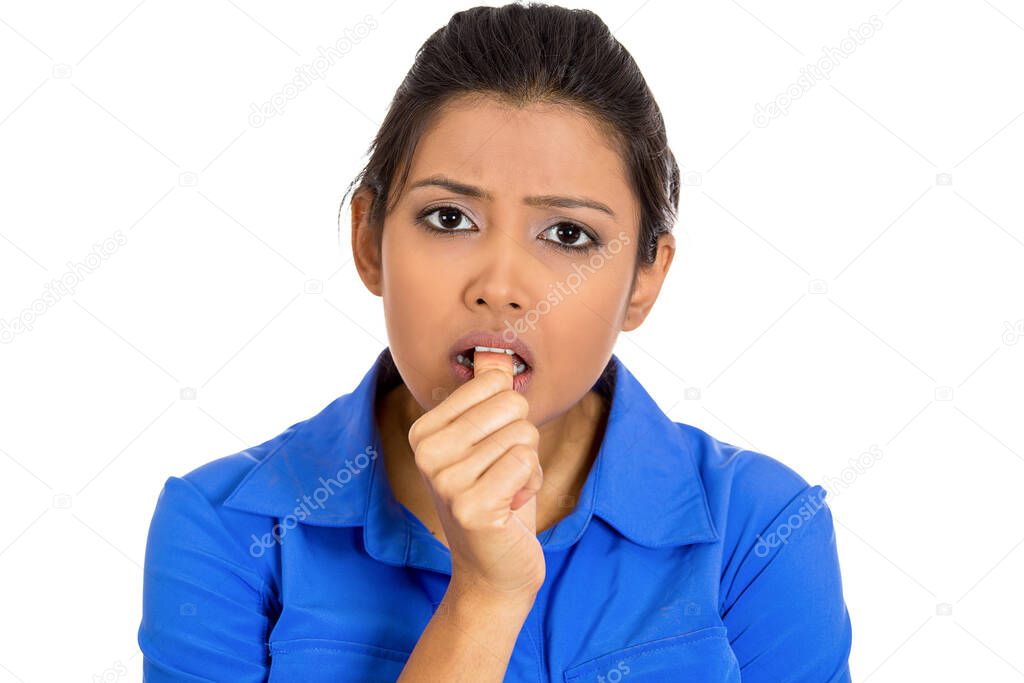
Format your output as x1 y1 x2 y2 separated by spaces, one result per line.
445 576 539 618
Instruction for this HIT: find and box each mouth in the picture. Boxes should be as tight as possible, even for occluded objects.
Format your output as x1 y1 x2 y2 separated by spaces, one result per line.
447 331 536 392
455 346 531 376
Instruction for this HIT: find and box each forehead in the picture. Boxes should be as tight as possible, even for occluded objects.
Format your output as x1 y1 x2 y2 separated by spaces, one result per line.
404 96 635 214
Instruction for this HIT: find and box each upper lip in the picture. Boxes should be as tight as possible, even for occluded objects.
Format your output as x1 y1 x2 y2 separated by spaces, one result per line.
449 330 535 368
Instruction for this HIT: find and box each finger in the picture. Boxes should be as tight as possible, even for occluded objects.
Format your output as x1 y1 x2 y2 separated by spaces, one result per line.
510 462 543 511
472 352 537 509
467 444 540 514
432 419 538 495
416 390 529 476
409 356 516 450
472 350 514 383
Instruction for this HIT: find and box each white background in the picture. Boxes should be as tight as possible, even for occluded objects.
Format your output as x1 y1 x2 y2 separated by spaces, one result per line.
1 0 1022 680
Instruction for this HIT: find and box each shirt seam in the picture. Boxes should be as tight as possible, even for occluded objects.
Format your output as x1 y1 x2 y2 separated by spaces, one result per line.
719 484 831 616
174 475 273 608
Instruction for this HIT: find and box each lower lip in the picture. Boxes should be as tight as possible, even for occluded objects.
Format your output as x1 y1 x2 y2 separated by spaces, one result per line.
449 355 533 393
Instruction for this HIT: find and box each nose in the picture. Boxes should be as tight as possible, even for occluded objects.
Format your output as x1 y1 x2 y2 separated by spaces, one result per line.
472 293 522 311
468 275 524 312
464 227 528 314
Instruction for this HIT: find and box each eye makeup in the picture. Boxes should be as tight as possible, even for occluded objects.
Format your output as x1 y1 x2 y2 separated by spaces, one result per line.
412 203 604 254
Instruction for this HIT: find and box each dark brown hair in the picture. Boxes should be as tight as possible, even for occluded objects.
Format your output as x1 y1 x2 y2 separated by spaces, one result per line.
341 2 680 270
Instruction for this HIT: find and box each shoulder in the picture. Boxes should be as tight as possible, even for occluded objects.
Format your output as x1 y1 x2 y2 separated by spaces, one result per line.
161 417 302 516
138 449 288 675
679 422 819 521
143 428 299 582
677 426 852 675
677 422 835 566
179 450 266 506
145 453 275 560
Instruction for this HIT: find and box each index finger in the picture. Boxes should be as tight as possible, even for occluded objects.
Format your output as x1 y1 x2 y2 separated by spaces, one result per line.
408 356 513 447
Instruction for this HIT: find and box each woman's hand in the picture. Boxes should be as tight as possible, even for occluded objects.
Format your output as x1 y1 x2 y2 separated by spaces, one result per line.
407 351 545 600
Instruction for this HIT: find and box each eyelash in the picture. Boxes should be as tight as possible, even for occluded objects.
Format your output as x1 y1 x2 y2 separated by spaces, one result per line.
413 204 603 254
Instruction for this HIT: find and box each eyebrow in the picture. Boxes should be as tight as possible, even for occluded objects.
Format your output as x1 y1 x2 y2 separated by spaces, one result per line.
408 174 616 218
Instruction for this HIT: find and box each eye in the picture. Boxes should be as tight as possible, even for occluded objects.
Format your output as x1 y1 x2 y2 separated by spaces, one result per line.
415 205 476 233
539 222 598 253
415 205 601 254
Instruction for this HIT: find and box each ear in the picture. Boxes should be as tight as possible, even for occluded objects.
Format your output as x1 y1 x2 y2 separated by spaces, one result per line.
622 232 675 332
351 188 384 297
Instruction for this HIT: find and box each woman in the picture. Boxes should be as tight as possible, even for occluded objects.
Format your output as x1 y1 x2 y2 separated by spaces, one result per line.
138 3 853 680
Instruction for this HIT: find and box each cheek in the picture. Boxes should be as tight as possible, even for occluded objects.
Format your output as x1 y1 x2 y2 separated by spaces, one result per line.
547 256 632 327
382 227 440 295
528 264 624 371
380 238 450 342
385 283 443 343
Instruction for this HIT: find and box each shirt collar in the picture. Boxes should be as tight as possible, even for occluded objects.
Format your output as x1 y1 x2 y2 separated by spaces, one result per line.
224 347 719 573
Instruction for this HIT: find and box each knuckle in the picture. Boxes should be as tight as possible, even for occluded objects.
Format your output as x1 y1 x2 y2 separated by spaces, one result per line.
514 419 540 447
432 468 457 501
510 444 543 488
450 494 477 527
487 368 510 389
506 444 536 471
407 418 425 448
413 437 440 473
501 390 529 416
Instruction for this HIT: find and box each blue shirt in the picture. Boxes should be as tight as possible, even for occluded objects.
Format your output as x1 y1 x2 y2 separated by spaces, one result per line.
138 347 853 681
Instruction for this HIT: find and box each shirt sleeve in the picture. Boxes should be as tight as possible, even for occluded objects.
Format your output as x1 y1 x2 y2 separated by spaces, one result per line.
138 475 276 682
720 485 853 682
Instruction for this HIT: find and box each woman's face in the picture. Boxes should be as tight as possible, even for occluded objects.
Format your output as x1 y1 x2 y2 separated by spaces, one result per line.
353 95 674 427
